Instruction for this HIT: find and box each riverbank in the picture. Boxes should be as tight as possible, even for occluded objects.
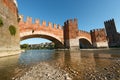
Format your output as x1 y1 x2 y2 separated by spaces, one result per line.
13 58 120 80
13 62 72 80
0 50 24 58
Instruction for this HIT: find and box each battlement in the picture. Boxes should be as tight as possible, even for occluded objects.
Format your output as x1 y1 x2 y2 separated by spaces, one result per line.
64 18 78 25
104 18 117 34
90 28 105 33
2 0 18 16
19 15 63 30
79 30 90 34
104 18 114 24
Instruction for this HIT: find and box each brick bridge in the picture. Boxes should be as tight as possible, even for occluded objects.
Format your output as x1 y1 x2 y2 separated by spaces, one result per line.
19 16 108 49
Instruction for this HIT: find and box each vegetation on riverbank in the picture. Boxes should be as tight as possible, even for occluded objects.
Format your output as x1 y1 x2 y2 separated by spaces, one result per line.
20 43 55 50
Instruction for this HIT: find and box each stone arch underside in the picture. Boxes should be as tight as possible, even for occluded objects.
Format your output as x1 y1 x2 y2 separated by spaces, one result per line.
78 37 93 49
20 31 64 48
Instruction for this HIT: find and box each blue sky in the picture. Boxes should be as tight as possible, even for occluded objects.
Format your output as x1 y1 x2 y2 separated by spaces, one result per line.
18 0 120 44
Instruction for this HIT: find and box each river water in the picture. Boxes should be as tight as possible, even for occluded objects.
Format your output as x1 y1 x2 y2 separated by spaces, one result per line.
0 49 120 80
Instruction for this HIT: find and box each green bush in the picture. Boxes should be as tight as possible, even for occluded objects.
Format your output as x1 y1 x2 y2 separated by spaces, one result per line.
0 17 3 27
9 25 16 36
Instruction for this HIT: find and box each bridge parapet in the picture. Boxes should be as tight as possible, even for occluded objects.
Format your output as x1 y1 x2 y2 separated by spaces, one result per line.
104 19 114 24
19 15 64 45
78 30 91 38
78 30 90 34
19 15 63 31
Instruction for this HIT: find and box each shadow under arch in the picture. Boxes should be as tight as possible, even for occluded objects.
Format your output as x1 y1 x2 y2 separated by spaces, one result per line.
79 38 93 49
20 31 64 49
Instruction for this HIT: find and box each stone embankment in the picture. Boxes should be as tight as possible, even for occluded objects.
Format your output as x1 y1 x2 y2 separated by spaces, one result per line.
0 50 23 58
14 62 72 80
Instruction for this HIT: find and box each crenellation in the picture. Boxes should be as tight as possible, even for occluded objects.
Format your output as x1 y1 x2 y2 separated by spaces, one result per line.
3 0 120 50
26 16 32 24
48 22 52 28
57 24 61 29
18 14 120 49
90 28 108 48
35 19 40 24
74 18 78 24
65 21 67 25
68 19 73 24
104 18 120 47
19 15 24 22
79 30 89 34
19 15 64 30
53 24 57 29
91 28 105 32
104 18 114 24
42 20 46 26
90 30 92 33
66 18 78 24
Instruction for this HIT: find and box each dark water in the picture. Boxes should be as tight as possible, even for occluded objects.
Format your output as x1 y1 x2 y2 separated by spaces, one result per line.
0 49 120 80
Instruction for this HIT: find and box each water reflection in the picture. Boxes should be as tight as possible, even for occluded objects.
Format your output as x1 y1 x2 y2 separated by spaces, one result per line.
0 49 119 80
19 50 55 65
0 55 19 80
51 50 120 80
53 50 118 69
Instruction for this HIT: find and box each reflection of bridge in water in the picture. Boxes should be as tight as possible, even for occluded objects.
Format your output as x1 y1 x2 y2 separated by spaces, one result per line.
53 50 114 79
19 16 109 49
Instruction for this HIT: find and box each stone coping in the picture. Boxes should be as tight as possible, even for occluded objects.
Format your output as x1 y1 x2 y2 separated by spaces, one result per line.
0 50 24 58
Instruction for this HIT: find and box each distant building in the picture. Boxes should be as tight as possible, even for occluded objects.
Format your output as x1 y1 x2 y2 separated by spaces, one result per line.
29 42 55 49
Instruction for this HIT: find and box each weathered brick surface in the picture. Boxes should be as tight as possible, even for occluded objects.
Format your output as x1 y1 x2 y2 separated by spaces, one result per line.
0 0 20 50
19 17 93 49
19 15 64 48
90 29 107 43
90 28 108 48
104 19 120 47
77 30 91 43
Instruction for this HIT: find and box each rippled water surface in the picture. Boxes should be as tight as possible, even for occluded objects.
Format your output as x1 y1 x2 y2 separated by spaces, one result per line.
0 49 120 80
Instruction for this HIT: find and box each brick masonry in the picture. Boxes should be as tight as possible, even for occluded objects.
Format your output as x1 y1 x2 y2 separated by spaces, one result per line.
20 16 117 49
0 0 20 51
1 0 120 50
90 29 108 48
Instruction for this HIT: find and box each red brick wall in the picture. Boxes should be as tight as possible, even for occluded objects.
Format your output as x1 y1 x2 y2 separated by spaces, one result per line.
2 0 18 16
90 29 107 43
78 30 91 42
19 16 63 41
64 19 78 40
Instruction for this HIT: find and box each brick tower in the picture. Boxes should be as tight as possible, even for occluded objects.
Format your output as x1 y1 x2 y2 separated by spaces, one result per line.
0 0 20 51
90 28 108 48
63 19 79 49
104 19 119 47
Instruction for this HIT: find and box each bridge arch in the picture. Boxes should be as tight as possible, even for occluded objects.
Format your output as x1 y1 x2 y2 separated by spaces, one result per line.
20 31 64 48
77 37 93 49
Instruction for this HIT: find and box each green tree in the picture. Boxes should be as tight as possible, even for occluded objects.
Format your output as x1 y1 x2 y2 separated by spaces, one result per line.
20 44 29 49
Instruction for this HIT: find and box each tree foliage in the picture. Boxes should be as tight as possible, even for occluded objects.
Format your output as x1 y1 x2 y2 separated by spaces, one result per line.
20 44 29 49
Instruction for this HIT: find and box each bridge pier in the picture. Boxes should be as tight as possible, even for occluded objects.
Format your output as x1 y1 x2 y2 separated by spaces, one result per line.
63 19 80 50
64 39 80 50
